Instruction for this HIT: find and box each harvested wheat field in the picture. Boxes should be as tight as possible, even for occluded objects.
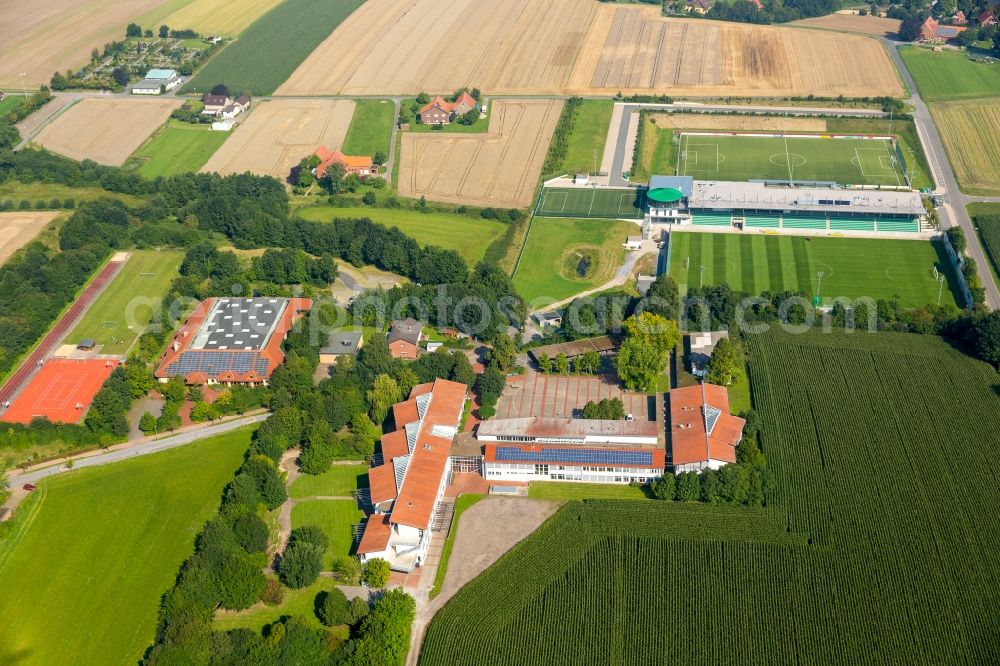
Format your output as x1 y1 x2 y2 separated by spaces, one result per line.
0 0 174 86
398 99 562 208
791 13 902 37
201 99 356 181
568 7 903 97
931 99 1000 195
644 113 828 132
163 0 285 36
32 98 181 166
0 211 61 266
278 0 596 96
278 0 902 97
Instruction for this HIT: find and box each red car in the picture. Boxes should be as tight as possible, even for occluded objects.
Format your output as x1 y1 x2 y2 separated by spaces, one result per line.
22 483 36 492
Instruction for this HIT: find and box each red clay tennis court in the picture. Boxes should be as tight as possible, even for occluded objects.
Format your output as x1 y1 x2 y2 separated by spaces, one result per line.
1 358 119 425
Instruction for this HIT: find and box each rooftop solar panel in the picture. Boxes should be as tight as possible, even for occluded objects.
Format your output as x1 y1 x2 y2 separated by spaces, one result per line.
494 446 654 467
193 298 288 351
162 351 269 377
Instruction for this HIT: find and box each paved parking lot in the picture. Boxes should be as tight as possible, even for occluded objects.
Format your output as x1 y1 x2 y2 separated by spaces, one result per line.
497 369 655 421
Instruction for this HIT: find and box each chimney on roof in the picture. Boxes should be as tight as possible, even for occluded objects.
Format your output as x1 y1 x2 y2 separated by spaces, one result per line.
172 341 179 352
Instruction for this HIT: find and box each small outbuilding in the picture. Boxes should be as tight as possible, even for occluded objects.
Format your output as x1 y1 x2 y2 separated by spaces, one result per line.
76 338 97 351
319 330 364 363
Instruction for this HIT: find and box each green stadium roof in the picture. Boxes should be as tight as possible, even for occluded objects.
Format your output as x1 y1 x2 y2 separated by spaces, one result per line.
647 187 684 203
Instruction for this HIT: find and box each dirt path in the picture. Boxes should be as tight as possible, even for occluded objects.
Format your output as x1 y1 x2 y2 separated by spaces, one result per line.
406 497 562 666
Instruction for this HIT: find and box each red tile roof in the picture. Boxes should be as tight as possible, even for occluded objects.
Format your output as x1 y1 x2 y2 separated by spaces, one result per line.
418 95 453 116
669 384 744 466
365 378 466 531
357 514 392 554
314 147 373 178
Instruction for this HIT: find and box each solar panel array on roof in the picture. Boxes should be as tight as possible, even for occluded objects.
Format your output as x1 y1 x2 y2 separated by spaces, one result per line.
196 298 286 351
162 351 269 377
704 405 722 436
495 446 654 467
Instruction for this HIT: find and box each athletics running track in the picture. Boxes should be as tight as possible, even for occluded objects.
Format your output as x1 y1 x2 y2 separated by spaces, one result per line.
0 257 126 412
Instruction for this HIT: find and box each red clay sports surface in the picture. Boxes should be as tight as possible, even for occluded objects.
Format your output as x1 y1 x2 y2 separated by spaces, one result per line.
2 358 118 425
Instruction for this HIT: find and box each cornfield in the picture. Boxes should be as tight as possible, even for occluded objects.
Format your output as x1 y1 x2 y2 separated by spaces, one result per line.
421 331 1000 665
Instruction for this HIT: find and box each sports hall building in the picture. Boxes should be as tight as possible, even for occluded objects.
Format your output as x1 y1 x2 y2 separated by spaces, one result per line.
478 417 665 484
643 175 927 239
357 378 467 572
155 297 312 385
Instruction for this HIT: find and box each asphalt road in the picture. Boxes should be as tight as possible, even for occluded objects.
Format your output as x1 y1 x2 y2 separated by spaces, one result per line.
884 40 1000 309
6 413 269 487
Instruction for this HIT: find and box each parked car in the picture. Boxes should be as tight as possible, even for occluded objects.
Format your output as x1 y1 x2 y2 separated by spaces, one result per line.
22 483 36 492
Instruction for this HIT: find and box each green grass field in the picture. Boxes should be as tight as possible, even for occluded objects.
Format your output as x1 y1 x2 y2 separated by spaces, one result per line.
0 95 25 118
183 0 365 95
65 250 183 353
214 577 351 636
0 428 249 666
127 122 229 178
677 133 905 186
537 187 645 219
900 45 1000 101
342 100 394 157
290 500 364 567
288 463 369 499
668 232 961 307
527 482 651 501
513 217 638 304
969 202 1000 288
298 206 505 264
550 100 614 177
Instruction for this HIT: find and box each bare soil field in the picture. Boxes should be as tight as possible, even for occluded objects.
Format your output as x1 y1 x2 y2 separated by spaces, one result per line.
0 211 61 266
162 0 285 35
930 99 1000 195
278 0 902 97
0 0 174 87
569 7 904 97
201 99 356 181
791 13 902 37
32 98 181 166
397 99 561 208
278 0 596 96
645 113 828 132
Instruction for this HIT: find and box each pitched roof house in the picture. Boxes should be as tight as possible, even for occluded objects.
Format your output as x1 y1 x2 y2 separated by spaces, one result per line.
669 383 745 473
357 378 467 571
313 146 374 178
979 8 998 26
919 16 968 41
387 318 424 359
417 92 478 125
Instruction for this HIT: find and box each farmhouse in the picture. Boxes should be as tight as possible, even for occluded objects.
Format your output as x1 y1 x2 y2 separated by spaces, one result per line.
319 330 364 363
669 383 745 473
314 146 374 178
357 378 467 571
131 68 180 94
417 92 478 125
642 175 926 238
203 94 250 118
478 417 664 484
155 297 312 385
387 318 424 359
918 16 968 42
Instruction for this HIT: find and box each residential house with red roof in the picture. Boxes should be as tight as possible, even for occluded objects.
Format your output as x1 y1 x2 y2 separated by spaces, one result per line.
669 383 745 473
313 146 374 179
979 8 998 26
919 16 968 41
417 91 478 125
357 378 468 572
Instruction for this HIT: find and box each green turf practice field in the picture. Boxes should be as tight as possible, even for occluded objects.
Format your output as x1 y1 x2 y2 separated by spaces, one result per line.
66 250 183 353
900 45 1000 102
537 187 645 219
668 232 961 308
513 217 638 304
0 428 249 666
676 133 906 186
298 206 505 264
288 462 369 499
128 122 230 178
545 99 614 178
290 500 365 568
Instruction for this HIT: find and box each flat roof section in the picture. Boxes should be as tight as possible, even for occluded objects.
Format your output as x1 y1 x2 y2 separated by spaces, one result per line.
687 180 925 216
192 298 287 352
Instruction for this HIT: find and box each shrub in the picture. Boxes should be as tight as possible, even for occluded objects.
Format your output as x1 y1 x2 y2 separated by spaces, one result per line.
316 588 350 626
232 513 269 553
262 579 285 606
279 542 324 589
217 554 266 610
362 558 391 588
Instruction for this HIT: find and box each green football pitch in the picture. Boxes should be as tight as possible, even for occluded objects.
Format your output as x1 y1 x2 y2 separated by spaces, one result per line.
537 187 645 219
677 133 907 187
668 231 961 308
